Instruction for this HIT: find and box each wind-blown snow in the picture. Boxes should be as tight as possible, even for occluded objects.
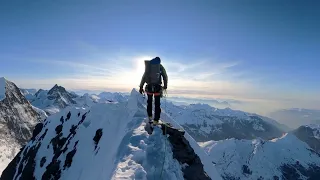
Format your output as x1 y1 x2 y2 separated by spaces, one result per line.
0 77 6 101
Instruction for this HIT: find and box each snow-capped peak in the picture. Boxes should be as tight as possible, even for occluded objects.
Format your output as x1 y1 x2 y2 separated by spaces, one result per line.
48 84 72 97
0 78 40 174
1 88 222 180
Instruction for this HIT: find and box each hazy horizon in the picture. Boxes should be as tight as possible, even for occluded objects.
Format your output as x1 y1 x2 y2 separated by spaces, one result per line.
1 0 319 115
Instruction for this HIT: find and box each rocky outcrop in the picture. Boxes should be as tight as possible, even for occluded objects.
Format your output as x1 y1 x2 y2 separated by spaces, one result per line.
293 125 320 153
47 84 78 108
0 78 40 174
1 110 89 180
161 124 211 180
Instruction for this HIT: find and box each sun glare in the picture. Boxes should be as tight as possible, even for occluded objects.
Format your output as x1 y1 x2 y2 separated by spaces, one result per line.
116 56 154 88
134 56 153 74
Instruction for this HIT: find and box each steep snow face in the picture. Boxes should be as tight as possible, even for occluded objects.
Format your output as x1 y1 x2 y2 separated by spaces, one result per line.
200 133 320 180
19 88 37 101
164 102 286 142
1 89 221 180
293 125 320 154
0 77 5 101
0 78 40 175
31 105 48 121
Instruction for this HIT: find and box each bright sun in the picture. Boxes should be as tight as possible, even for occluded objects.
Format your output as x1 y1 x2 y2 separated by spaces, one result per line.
134 56 153 73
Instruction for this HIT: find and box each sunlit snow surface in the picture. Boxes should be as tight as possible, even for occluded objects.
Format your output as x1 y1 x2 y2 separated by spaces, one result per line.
10 89 221 180
199 133 320 179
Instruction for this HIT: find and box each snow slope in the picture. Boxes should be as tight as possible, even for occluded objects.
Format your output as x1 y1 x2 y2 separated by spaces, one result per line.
1 89 221 180
200 133 320 180
0 78 40 175
293 124 320 154
164 102 287 142
19 88 37 101
31 105 48 121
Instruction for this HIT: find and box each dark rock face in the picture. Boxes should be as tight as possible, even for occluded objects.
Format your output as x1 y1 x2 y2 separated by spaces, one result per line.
32 123 44 141
0 79 40 175
183 115 284 142
280 163 320 180
0 79 40 144
160 124 211 180
242 165 252 175
93 129 103 150
293 126 320 153
0 110 89 180
47 85 77 109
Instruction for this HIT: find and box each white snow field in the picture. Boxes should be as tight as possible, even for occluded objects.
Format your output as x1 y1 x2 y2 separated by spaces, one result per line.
4 89 221 180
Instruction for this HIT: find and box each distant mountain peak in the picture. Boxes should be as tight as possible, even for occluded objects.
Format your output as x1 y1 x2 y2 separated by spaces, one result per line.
48 84 67 95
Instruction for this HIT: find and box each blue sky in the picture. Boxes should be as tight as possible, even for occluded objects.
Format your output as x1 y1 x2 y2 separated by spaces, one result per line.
1 0 319 114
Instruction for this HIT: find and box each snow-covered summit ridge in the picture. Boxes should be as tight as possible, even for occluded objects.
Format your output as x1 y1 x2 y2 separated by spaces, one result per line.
1 88 221 180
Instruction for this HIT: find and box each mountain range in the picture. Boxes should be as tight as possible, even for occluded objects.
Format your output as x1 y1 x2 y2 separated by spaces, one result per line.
269 108 320 129
0 77 319 179
21 85 129 116
163 102 289 142
1 89 222 180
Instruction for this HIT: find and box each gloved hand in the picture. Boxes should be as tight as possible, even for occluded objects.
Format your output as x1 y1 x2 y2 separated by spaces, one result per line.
139 87 144 94
163 85 167 90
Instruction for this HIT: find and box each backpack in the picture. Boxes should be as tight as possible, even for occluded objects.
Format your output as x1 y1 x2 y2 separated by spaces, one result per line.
144 57 161 85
